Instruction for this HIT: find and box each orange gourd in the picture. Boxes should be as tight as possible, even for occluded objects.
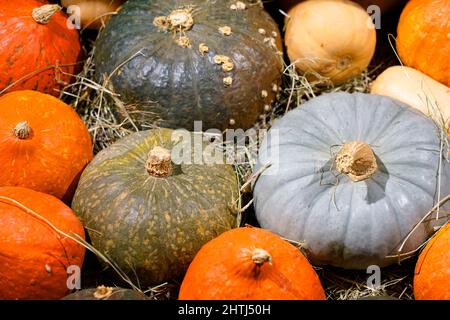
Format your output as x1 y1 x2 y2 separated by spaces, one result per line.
0 187 86 300
414 223 450 300
178 227 326 300
397 0 450 87
284 0 377 85
0 90 93 202
0 0 82 96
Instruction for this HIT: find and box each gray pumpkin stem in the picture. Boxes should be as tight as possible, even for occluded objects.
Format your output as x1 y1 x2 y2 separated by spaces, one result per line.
146 146 173 177
14 121 32 140
32 4 62 25
252 248 272 266
335 141 378 182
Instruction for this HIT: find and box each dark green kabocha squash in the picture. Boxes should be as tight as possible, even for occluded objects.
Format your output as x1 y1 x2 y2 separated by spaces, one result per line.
94 0 283 131
72 128 239 286
62 286 149 300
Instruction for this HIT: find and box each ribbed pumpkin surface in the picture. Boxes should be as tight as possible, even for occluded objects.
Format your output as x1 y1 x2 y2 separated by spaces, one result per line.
179 227 326 300
94 0 283 131
72 128 239 286
414 223 450 300
0 90 93 202
0 0 82 95
0 187 85 300
253 92 450 269
397 0 450 86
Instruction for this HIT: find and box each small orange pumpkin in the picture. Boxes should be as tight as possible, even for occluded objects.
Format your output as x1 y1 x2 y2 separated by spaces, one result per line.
284 0 377 84
396 0 450 87
0 0 82 96
414 223 450 300
0 186 86 300
178 227 326 300
0 90 93 202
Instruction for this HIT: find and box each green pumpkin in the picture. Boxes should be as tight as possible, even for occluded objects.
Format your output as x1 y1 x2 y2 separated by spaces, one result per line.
94 0 283 131
62 286 149 300
72 128 239 286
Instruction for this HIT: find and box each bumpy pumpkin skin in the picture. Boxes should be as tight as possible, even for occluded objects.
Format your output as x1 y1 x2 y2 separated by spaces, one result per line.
62 287 149 300
72 128 239 286
397 0 450 87
253 92 450 269
0 90 93 202
0 187 86 300
179 227 326 300
94 0 283 131
0 0 82 96
414 223 450 300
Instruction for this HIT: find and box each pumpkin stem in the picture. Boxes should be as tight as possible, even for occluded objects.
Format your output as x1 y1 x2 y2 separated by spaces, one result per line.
252 248 272 266
335 141 378 182
146 146 173 177
153 8 194 32
14 121 32 140
32 4 62 25
93 285 114 299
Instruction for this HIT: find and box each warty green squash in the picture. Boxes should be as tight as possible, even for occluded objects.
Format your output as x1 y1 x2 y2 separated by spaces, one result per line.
253 92 450 269
94 0 283 131
62 286 149 300
72 128 239 286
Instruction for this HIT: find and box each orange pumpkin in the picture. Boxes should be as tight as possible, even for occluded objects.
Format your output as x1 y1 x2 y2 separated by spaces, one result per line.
397 0 450 87
0 0 82 96
178 227 326 300
0 90 93 202
414 223 450 300
284 0 377 85
0 186 86 300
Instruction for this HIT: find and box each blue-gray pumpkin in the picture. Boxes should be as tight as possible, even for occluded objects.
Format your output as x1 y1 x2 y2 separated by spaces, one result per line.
253 92 450 269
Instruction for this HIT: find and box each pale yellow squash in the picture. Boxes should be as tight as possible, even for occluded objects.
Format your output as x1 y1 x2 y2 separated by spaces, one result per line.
285 0 376 84
371 66 450 133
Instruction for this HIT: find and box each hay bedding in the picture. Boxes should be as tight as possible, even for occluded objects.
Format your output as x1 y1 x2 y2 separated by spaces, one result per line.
58 2 416 299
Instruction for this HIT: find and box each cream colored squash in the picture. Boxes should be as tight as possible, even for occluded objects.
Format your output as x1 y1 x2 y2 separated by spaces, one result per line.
371 66 450 133
61 0 125 30
285 0 376 84
277 0 402 13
